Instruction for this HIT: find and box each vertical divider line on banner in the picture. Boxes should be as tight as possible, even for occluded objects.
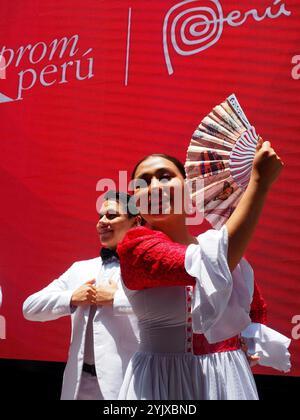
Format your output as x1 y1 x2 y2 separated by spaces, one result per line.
125 7 132 86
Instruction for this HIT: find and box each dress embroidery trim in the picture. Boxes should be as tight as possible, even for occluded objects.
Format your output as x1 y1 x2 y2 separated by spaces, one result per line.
185 286 194 353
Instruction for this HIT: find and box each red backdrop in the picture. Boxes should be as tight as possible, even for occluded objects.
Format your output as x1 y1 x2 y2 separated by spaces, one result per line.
0 0 299 376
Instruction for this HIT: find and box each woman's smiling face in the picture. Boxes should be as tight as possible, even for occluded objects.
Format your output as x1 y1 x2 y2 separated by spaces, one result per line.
132 156 186 226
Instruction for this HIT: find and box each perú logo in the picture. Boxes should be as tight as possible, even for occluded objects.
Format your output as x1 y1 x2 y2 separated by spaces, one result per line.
163 0 292 75
0 35 94 104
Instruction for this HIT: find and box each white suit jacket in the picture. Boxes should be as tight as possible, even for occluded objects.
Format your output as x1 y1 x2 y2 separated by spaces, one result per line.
23 257 139 400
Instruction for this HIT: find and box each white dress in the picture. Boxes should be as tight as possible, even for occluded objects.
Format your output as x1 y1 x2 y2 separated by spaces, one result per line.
118 286 258 400
118 226 290 400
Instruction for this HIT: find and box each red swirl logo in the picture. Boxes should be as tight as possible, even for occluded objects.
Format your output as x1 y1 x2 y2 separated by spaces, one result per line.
163 0 224 75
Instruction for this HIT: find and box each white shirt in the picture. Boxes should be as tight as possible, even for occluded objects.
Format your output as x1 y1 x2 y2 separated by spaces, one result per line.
23 256 140 400
83 257 119 366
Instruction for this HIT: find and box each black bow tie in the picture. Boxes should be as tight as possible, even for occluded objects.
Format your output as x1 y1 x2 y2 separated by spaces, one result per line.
100 247 119 264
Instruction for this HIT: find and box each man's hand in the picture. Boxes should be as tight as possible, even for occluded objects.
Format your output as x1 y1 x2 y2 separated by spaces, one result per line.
93 279 118 306
71 280 96 307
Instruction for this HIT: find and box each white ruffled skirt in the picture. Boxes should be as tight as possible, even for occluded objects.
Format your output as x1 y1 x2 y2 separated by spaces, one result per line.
118 349 259 400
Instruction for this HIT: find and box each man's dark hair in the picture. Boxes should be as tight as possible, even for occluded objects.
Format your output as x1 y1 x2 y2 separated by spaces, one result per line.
104 190 139 218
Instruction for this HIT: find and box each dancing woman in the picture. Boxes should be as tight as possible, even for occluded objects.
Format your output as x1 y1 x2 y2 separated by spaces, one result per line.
117 142 290 400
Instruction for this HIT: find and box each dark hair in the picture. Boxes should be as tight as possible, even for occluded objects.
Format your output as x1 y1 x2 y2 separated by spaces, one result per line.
131 154 186 180
104 190 139 218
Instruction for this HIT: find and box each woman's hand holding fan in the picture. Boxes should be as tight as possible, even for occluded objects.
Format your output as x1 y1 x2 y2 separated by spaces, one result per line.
226 138 283 271
251 139 284 191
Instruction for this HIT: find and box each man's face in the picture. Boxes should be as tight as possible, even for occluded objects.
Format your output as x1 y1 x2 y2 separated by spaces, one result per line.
96 200 136 249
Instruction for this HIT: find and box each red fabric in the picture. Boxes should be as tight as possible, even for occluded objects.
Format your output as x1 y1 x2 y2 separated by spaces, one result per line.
191 280 267 356
118 227 268 357
193 334 241 356
250 281 268 325
117 226 195 290
118 227 269 328
192 281 268 356
0 0 297 375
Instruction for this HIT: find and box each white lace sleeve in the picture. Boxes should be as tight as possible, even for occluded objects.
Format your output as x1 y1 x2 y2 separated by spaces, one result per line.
241 323 291 372
185 225 253 344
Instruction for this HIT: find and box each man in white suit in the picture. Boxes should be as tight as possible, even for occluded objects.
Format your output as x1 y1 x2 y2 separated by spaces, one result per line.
23 191 141 400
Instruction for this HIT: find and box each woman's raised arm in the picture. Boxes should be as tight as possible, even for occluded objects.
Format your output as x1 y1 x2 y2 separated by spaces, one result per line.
226 140 283 272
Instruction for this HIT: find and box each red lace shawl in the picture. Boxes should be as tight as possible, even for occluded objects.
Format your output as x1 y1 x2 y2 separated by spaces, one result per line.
117 226 267 324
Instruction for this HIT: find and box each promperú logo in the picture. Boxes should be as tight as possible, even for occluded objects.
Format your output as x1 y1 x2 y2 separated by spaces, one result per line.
0 34 94 103
163 0 292 75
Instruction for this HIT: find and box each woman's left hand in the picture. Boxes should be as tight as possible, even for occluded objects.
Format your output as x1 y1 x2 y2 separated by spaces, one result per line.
240 338 260 368
250 138 284 192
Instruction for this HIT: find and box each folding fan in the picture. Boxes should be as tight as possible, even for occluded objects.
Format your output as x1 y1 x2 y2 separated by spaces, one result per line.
185 94 259 229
